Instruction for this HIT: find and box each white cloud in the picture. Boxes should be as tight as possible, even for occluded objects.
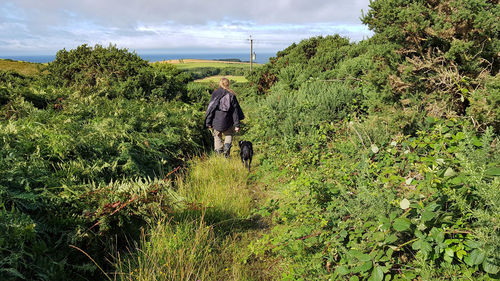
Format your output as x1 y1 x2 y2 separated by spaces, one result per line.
9 0 370 25
0 0 373 55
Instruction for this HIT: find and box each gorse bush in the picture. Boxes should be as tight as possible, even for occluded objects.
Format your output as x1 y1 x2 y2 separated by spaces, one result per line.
467 74 500 132
45 44 191 100
45 44 147 92
362 0 499 76
362 0 500 120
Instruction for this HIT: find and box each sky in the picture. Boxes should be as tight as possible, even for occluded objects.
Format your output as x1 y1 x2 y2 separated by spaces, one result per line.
0 0 373 56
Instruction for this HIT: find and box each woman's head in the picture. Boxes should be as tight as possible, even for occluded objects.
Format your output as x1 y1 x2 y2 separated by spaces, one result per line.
219 78 235 93
219 77 230 88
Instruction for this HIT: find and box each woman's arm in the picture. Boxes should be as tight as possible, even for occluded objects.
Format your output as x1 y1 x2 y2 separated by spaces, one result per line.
231 95 244 129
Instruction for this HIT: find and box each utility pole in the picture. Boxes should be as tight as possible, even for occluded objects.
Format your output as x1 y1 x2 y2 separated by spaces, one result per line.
249 35 253 71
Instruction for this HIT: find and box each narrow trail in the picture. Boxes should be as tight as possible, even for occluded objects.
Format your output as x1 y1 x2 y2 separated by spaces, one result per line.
114 87 285 280
180 121 283 280
179 152 280 281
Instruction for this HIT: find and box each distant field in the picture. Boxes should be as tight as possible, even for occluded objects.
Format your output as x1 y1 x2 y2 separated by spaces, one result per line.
0 59 42 75
0 58 259 75
157 59 259 70
195 75 248 83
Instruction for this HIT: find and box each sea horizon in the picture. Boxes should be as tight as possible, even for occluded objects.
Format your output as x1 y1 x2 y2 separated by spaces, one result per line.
0 52 276 64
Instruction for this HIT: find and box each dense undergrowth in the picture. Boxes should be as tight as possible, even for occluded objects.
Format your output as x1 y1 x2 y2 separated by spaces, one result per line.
1 0 499 280
0 45 212 280
239 0 499 280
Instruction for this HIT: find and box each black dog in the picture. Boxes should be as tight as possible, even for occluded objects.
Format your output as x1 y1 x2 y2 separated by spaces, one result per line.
239 141 253 172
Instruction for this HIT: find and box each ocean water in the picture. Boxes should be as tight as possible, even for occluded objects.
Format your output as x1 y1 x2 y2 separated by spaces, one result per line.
1 52 275 64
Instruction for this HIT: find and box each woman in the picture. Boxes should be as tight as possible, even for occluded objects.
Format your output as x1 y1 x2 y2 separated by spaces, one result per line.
205 78 245 157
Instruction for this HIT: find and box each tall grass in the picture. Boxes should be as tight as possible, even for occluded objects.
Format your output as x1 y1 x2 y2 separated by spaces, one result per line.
116 217 219 281
114 154 260 281
177 155 253 218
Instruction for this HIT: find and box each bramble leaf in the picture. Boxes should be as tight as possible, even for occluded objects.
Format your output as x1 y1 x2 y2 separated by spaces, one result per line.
336 265 350 276
483 258 499 274
369 266 384 281
393 218 411 232
464 249 485 266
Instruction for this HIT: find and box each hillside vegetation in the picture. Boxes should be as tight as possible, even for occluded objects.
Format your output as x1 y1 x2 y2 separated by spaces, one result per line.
239 0 499 279
195 75 248 83
1 0 499 280
0 44 213 280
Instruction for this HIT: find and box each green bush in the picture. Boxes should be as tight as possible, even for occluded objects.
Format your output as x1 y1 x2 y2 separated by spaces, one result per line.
186 82 212 106
46 44 147 87
0 94 209 279
255 81 362 150
362 0 500 118
45 44 190 100
467 74 500 132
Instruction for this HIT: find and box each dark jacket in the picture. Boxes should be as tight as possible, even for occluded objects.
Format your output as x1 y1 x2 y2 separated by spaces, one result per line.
205 87 244 132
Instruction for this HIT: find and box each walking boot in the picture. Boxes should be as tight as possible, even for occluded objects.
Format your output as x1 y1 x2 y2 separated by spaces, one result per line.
223 143 232 158
215 148 223 155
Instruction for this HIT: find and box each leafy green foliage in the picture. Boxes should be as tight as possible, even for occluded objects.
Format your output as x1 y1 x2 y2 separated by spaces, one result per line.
0 45 211 280
45 44 191 100
255 81 362 151
244 1 499 280
250 117 499 280
186 82 212 106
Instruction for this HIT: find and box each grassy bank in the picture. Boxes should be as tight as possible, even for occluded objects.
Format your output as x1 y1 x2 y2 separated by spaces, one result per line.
0 58 41 75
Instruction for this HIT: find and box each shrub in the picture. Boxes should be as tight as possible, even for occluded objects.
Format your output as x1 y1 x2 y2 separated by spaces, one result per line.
256 81 362 150
362 0 500 118
186 82 212 106
45 44 190 100
0 44 211 279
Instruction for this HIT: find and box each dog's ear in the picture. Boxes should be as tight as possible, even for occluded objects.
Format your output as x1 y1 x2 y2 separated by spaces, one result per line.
239 140 243 146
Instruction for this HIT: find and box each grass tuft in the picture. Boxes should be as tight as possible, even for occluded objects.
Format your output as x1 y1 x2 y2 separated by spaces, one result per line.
177 154 253 218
